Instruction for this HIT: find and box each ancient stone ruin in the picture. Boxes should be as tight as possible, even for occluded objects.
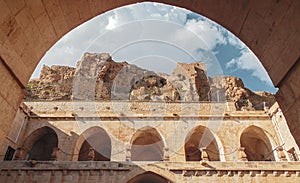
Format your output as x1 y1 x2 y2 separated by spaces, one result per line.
1 52 299 183
25 52 275 110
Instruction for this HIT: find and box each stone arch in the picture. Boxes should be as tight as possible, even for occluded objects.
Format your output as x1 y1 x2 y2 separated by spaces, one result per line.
22 126 58 161
122 165 177 183
240 125 275 161
0 0 298 149
185 125 220 161
130 126 165 161
127 171 172 183
73 126 111 161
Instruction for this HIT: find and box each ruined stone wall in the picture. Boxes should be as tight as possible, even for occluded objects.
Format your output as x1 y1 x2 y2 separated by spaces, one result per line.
0 2 298 174
2 101 297 162
0 161 299 183
269 103 300 160
0 103 29 160
25 53 276 111
0 101 299 182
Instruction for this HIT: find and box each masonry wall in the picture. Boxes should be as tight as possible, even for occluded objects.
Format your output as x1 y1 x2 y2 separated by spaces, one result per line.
10 101 291 162
1 101 299 182
0 161 300 183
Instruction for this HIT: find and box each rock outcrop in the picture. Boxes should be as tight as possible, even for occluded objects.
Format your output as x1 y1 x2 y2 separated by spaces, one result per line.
130 75 180 101
72 52 125 100
26 65 75 100
210 76 275 110
25 52 275 110
159 62 210 101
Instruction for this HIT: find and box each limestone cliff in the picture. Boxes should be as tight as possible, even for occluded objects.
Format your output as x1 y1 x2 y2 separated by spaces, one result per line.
25 65 75 100
209 76 275 110
25 52 275 110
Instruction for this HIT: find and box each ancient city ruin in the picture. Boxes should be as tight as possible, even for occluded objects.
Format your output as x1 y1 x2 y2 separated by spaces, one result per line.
0 53 299 182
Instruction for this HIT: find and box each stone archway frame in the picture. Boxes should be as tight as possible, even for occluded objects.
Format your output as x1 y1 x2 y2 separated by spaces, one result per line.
22 126 59 154
21 126 58 160
72 126 112 161
129 126 167 161
0 0 298 150
238 124 280 150
239 125 277 161
123 164 177 183
184 124 225 161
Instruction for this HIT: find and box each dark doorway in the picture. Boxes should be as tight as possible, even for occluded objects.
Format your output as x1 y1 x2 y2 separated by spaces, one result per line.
28 127 58 161
3 146 15 161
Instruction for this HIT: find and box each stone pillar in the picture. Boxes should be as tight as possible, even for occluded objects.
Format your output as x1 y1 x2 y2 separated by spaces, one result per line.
163 147 170 161
277 146 287 161
51 147 60 161
201 148 209 161
14 147 26 160
125 146 131 161
238 147 248 161
87 148 95 161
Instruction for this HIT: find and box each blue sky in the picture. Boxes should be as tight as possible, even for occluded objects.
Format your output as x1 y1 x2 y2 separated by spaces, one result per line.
32 2 278 93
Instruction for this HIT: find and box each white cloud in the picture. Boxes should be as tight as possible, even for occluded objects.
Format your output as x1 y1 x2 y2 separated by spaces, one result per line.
226 48 273 86
31 2 274 91
227 34 244 49
182 19 226 50
105 2 188 31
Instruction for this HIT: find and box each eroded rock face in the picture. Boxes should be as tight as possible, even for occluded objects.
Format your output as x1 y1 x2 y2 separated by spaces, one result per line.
160 62 210 102
72 52 126 100
26 53 156 101
25 52 275 110
26 65 75 100
130 75 180 101
210 76 275 110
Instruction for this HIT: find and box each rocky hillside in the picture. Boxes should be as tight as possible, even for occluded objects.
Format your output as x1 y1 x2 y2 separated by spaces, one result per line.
25 52 275 110
209 76 275 110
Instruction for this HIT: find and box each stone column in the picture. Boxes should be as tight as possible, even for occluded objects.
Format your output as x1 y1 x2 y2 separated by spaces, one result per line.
277 146 287 161
238 147 248 161
163 147 170 161
125 147 131 161
201 148 209 161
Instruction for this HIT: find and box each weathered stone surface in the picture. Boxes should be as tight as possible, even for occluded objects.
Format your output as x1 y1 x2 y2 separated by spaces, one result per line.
25 53 275 110
2 100 300 182
0 2 299 182
0 0 299 161
210 76 275 110
72 52 125 100
130 75 180 101
26 65 75 100
160 62 210 102
0 161 299 183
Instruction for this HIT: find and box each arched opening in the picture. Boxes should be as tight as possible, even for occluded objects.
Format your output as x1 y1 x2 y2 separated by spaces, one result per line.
78 127 111 161
131 127 164 161
127 172 171 183
185 126 220 161
240 125 275 161
0 0 298 154
24 126 58 161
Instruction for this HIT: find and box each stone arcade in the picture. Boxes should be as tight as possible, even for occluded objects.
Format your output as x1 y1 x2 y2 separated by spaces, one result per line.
0 1 299 182
0 100 299 182
0 53 299 182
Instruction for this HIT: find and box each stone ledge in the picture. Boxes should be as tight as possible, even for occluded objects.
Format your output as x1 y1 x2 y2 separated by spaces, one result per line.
176 170 300 177
1 161 299 171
